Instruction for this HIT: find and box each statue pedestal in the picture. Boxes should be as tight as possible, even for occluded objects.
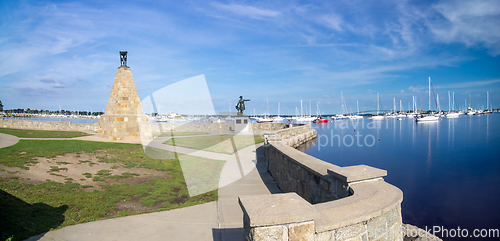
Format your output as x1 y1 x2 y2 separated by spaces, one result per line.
98 66 152 142
235 115 249 133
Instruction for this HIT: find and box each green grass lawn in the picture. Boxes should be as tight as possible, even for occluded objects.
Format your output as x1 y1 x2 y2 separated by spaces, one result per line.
163 134 264 154
0 128 89 138
0 140 223 241
153 131 209 137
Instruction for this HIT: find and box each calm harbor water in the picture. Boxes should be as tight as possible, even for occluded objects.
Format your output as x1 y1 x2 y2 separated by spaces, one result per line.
299 114 500 239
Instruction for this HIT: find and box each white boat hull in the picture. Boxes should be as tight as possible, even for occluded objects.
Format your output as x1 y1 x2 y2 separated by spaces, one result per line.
416 116 439 122
257 118 273 123
370 115 385 120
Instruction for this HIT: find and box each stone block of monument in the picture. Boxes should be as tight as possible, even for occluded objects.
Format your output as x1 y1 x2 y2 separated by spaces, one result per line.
98 51 152 141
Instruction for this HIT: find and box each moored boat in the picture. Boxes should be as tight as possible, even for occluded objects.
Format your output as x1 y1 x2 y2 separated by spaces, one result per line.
313 118 329 123
416 115 439 122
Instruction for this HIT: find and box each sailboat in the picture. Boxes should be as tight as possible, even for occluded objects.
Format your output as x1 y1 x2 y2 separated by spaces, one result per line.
273 102 284 121
295 100 316 122
385 98 397 118
446 91 459 118
397 100 406 118
416 77 439 122
348 101 363 119
331 91 349 120
257 96 273 123
313 103 328 123
370 93 385 120
485 91 493 114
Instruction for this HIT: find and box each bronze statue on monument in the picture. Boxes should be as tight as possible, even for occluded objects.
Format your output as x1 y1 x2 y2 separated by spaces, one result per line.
120 51 128 67
235 96 250 116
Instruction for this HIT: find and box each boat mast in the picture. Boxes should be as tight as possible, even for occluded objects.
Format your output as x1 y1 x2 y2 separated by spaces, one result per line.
452 92 455 111
437 94 440 112
377 93 380 115
340 91 344 115
412 96 415 113
309 100 312 117
415 96 418 113
487 91 489 111
300 100 303 117
428 77 431 111
266 95 269 118
393 98 396 114
278 102 280 117
448 91 451 112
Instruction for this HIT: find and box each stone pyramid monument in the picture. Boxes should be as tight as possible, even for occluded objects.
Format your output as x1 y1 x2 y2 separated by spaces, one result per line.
98 51 152 141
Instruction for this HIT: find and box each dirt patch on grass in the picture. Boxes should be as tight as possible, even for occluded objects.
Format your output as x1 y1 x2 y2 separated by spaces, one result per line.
0 152 169 191
109 195 165 216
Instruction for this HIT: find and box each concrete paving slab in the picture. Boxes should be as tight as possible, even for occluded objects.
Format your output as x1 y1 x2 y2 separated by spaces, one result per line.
0 133 19 148
27 202 219 241
19 138 74 140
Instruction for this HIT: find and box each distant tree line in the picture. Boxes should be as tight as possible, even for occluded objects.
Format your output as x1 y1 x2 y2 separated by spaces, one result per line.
3 108 104 116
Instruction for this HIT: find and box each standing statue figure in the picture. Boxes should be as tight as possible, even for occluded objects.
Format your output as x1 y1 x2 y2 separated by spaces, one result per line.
235 96 250 115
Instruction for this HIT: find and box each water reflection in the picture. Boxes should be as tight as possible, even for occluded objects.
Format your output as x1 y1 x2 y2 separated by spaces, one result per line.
427 127 432 172
301 114 500 240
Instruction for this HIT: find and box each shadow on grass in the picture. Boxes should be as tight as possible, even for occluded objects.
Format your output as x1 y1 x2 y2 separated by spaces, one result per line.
0 190 68 241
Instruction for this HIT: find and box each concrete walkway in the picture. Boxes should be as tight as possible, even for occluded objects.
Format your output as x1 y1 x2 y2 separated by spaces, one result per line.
0 133 19 148
24 138 280 240
19 138 74 140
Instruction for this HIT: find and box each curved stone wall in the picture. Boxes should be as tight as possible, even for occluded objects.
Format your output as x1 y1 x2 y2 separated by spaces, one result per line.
0 119 287 134
0 119 99 133
239 124 405 241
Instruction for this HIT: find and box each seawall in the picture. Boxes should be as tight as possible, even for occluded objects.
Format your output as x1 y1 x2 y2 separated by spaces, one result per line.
0 119 287 133
239 124 407 241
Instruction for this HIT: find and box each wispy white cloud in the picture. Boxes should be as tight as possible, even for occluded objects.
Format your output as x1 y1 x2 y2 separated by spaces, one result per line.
408 86 421 93
211 3 280 19
428 0 500 56
319 14 343 31
434 79 500 89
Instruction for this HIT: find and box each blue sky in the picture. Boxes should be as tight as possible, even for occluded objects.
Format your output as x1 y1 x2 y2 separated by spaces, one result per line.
1 0 499 115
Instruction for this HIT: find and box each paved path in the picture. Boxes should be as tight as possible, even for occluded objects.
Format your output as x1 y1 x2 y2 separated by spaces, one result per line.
19 138 74 140
0 133 19 148
24 137 280 241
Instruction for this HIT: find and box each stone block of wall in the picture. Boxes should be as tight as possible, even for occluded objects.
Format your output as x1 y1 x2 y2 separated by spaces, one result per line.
249 123 286 131
0 119 99 133
265 142 347 204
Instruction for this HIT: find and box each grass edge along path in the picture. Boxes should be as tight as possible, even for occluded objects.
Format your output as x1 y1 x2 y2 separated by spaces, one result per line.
153 131 209 137
163 134 265 154
0 127 89 138
0 140 223 241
